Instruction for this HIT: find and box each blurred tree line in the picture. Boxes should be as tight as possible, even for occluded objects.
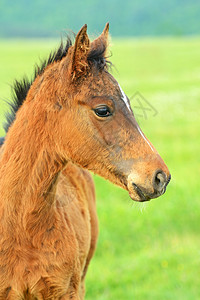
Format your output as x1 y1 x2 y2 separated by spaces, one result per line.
0 0 200 37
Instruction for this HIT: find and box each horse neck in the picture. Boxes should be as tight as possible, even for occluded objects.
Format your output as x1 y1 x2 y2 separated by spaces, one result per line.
0 85 66 218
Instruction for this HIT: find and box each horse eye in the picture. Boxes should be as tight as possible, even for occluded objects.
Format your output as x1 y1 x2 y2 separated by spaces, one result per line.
93 106 112 118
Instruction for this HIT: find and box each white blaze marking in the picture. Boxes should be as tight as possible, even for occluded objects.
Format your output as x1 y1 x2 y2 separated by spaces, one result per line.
118 82 154 153
137 126 155 153
118 83 131 112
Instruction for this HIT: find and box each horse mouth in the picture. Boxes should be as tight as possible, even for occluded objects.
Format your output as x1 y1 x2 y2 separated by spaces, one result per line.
129 183 167 202
130 183 151 202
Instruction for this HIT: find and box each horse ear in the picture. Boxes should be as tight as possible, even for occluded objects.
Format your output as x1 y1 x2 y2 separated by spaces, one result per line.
102 22 109 40
90 23 109 56
71 24 90 78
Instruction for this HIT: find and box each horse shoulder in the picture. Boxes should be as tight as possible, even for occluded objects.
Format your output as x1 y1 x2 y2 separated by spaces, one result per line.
56 162 98 278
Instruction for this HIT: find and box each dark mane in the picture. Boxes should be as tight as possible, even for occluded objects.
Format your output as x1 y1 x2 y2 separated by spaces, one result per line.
88 41 111 71
88 43 107 70
3 36 110 134
3 38 72 133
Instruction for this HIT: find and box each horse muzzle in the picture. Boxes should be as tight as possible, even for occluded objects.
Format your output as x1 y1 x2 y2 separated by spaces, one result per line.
127 170 171 202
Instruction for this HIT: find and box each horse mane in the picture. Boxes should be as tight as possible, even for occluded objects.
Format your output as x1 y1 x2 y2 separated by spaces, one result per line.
3 35 110 134
88 42 108 70
3 39 72 133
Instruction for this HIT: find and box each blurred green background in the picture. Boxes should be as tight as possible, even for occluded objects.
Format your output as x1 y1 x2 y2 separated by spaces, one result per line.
1 0 200 37
0 1 200 299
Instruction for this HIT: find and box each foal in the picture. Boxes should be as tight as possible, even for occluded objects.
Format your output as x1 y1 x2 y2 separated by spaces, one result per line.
0 24 170 299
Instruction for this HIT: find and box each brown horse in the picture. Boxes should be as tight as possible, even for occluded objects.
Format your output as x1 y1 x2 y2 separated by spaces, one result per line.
0 24 170 299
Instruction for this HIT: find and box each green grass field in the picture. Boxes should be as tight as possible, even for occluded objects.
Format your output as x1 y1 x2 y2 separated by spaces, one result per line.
0 37 199 299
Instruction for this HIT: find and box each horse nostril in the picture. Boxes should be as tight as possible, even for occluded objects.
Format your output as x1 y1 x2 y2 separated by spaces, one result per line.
153 170 167 192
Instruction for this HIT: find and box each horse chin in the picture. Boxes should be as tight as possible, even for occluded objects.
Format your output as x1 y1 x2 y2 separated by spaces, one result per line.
127 177 151 202
128 190 151 202
128 184 167 202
